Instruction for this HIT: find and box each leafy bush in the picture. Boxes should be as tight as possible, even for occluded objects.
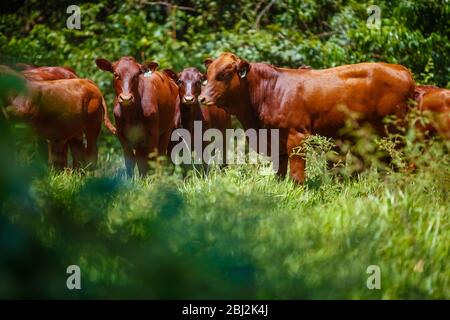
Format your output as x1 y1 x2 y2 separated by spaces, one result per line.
1 113 449 298
0 0 449 299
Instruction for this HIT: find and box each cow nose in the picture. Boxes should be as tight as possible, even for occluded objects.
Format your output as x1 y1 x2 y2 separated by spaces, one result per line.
183 95 195 103
119 93 133 103
198 95 206 104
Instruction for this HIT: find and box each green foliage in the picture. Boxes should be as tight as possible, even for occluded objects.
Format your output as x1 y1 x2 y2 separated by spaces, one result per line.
1 109 450 298
0 0 449 299
0 0 448 87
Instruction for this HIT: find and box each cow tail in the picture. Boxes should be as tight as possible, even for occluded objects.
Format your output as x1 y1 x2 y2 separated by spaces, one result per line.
101 96 117 135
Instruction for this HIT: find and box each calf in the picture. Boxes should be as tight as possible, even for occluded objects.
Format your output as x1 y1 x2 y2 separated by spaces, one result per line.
3 72 116 169
95 56 178 177
199 52 415 184
19 65 103 168
164 67 231 164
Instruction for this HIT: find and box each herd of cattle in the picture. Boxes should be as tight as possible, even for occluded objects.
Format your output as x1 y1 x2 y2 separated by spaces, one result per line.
1 52 449 183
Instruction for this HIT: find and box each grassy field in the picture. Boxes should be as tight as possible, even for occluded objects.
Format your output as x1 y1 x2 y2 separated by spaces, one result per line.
2 126 449 299
0 0 448 300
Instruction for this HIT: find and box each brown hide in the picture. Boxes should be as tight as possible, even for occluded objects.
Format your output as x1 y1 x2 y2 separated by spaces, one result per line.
414 85 450 138
167 67 231 164
95 56 177 177
200 52 415 183
8 78 116 169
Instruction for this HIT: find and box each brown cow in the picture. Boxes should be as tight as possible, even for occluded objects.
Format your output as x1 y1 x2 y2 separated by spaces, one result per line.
414 85 450 138
0 65 26 108
95 56 178 177
19 65 86 168
2 72 116 169
199 52 415 184
164 67 231 164
21 66 78 81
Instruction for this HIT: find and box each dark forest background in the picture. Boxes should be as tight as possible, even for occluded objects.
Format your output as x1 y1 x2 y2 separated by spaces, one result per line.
1 0 449 87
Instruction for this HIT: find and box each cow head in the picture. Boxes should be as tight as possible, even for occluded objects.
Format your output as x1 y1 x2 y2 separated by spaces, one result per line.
0 65 28 108
168 67 205 106
198 52 250 109
95 56 158 108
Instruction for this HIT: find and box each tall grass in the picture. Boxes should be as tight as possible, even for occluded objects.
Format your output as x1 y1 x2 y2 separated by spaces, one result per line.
2 123 449 299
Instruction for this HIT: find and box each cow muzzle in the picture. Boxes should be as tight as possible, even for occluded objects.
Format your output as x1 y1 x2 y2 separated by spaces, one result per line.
182 95 196 104
198 95 215 106
119 93 134 106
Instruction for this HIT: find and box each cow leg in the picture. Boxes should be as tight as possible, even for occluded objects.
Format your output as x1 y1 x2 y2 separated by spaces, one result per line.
119 138 135 178
138 120 159 177
68 134 85 169
85 110 102 169
277 154 288 178
289 155 306 184
115 118 135 177
221 128 228 168
124 153 135 177
37 138 49 166
157 128 175 170
85 135 99 168
136 137 159 177
274 129 288 179
158 129 172 156
135 149 150 177
287 129 308 184
48 140 68 170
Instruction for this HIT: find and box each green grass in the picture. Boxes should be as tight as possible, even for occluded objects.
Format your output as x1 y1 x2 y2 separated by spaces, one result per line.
2 133 449 299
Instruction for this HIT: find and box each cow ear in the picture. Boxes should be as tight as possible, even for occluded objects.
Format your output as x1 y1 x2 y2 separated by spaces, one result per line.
163 69 178 82
237 59 250 79
203 58 213 69
13 63 36 71
95 58 113 73
141 61 159 73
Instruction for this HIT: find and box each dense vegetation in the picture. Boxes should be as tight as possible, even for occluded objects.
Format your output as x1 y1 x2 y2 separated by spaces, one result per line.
0 0 449 298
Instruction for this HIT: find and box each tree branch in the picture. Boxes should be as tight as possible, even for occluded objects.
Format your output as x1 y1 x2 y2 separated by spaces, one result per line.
254 0 276 31
142 1 197 12
315 31 337 38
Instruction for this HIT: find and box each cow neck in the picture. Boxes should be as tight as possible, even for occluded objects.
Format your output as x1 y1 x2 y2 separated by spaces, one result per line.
231 63 278 131
10 81 38 119
225 80 258 132
180 102 201 135
120 98 142 122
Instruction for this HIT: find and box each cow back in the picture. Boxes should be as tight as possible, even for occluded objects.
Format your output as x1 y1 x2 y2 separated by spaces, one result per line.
22 66 78 81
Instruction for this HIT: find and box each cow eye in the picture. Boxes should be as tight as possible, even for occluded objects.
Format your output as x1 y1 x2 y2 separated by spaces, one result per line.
114 73 120 80
177 79 183 85
201 79 208 86
218 72 232 81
